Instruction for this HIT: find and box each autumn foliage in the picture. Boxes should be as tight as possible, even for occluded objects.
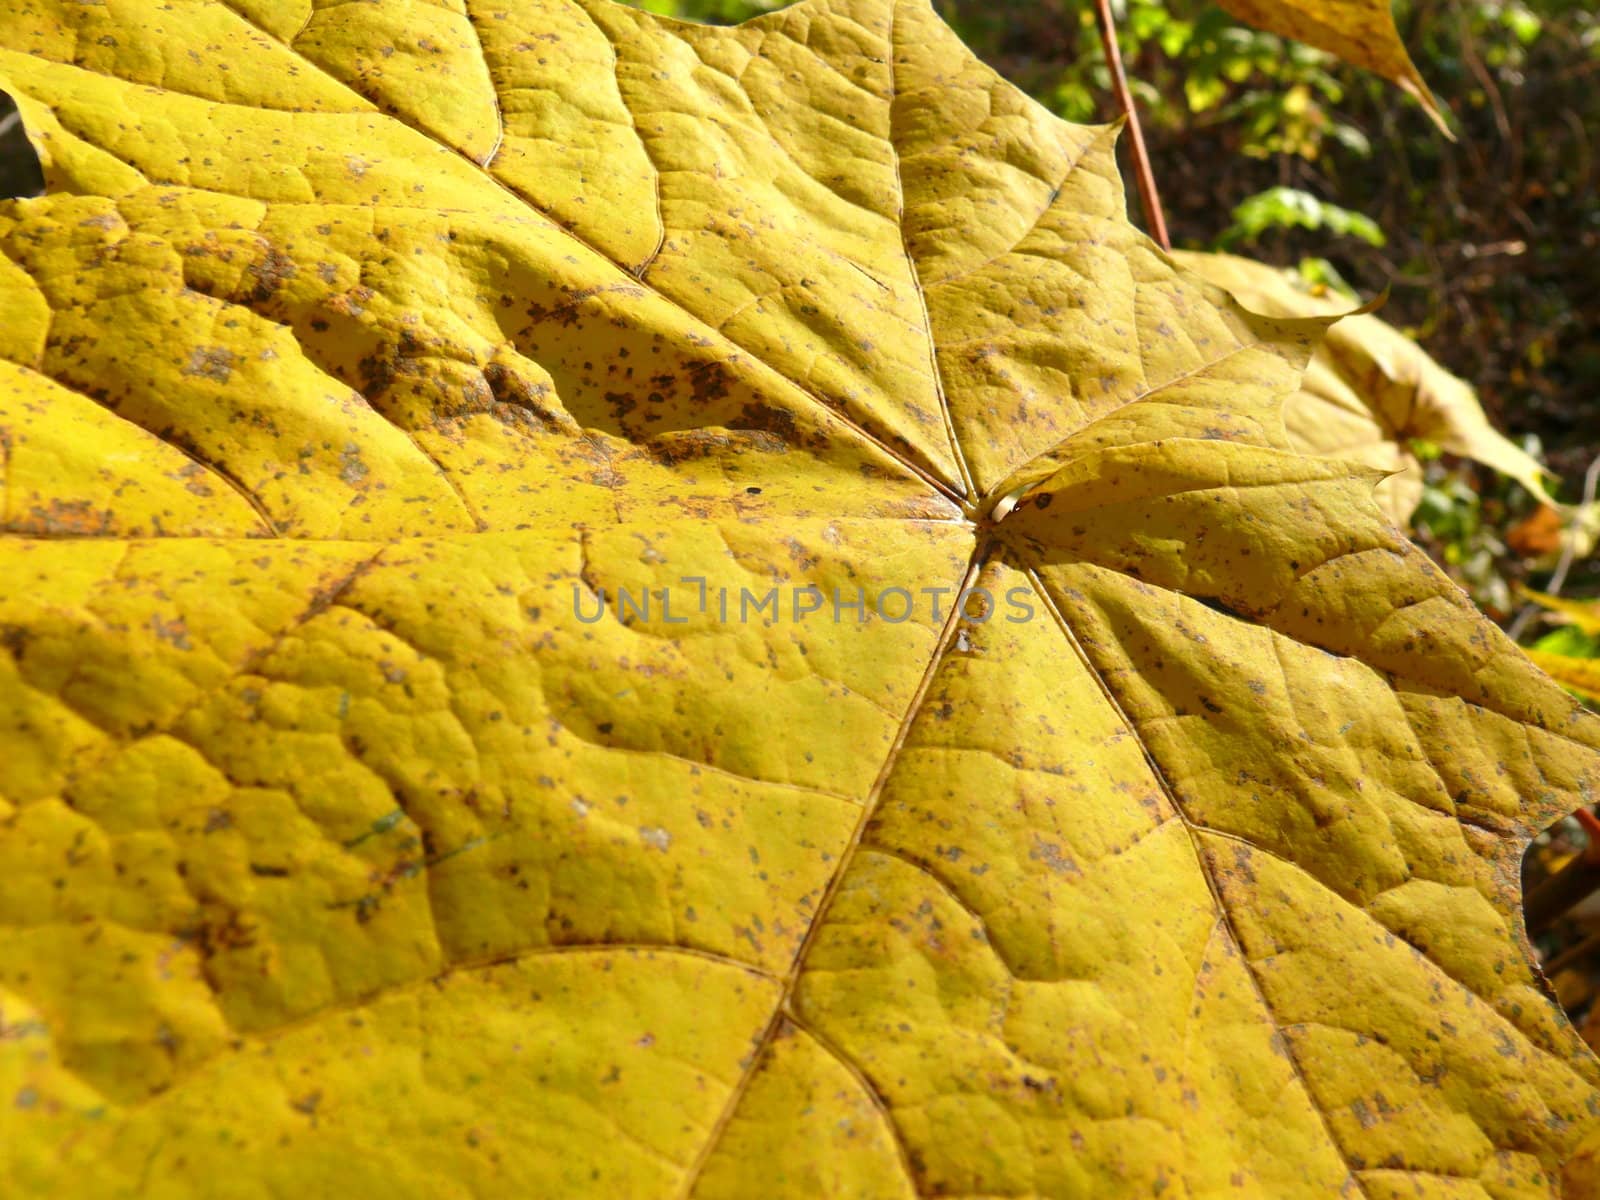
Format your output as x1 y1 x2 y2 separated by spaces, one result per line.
1 1 1598 1196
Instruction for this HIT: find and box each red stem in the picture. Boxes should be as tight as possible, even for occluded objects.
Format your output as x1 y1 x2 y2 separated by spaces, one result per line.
1577 807 1600 862
1091 0 1171 251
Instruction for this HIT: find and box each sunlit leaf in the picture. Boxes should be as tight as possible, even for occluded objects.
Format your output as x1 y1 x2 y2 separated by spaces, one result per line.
1215 0 1449 131
1 2 1597 1196
1176 250 1557 526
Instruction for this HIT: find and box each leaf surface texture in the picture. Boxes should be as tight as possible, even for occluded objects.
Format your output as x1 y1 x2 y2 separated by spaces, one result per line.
0 2 1597 1196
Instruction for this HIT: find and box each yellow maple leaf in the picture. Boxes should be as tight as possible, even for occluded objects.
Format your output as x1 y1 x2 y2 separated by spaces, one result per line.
1216 0 1448 132
1175 250 1557 526
1 2 1598 1196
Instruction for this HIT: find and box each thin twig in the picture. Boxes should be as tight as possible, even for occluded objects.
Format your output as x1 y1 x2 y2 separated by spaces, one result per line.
1091 0 1170 251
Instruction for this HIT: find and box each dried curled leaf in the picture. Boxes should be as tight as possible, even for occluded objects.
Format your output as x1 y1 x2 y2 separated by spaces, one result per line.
1 1 1598 1197
1177 250 1555 525
1216 0 1448 132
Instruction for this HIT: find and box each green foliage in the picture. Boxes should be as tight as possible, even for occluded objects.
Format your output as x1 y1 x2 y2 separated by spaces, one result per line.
1533 624 1600 660
627 0 783 19
1411 462 1520 615
1220 186 1386 248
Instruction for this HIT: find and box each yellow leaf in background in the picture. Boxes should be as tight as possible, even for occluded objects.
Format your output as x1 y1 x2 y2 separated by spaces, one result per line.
1530 652 1600 705
1216 0 1449 132
1521 589 1600 638
1176 250 1556 526
2 2 1599 1197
